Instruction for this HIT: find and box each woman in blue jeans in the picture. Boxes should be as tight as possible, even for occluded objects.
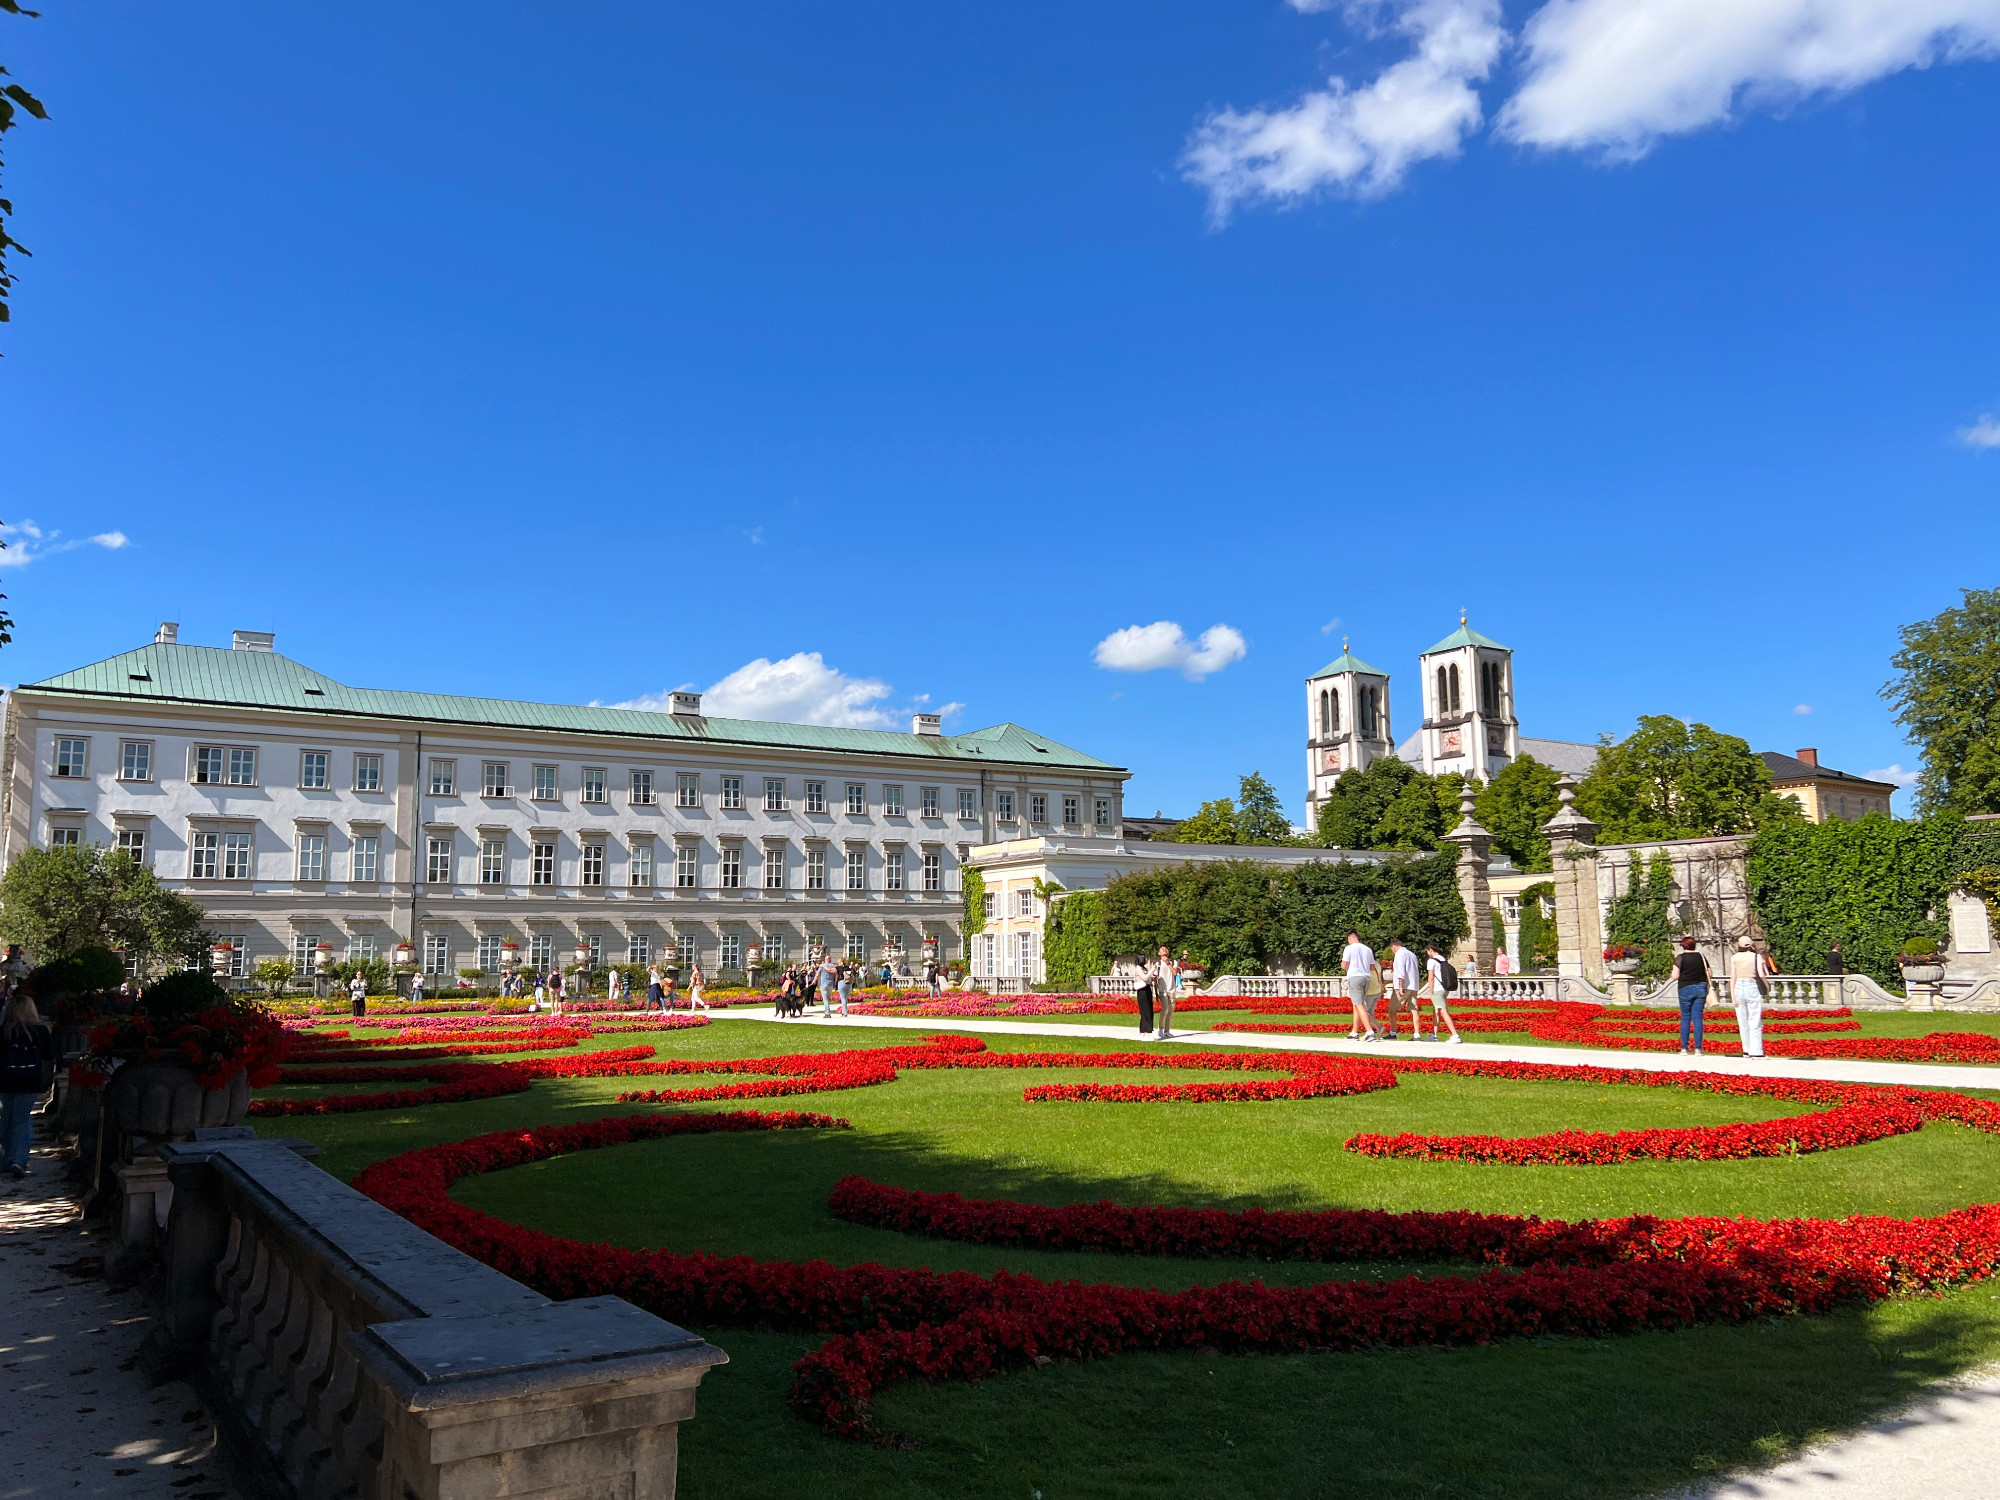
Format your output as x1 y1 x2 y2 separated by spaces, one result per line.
1 991 56 1180
1668 936 1711 1055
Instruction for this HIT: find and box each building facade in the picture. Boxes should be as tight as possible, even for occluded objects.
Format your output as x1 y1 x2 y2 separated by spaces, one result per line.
1759 749 1898 823
4 626 1129 979
1302 643 1394 825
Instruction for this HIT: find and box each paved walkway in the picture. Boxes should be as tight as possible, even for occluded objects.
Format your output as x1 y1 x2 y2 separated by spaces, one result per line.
0 1134 238 1500
709 1008 2000 1092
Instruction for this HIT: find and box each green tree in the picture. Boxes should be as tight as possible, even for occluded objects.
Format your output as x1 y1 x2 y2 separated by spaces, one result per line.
1604 851 1681 979
1517 881 1557 970
1273 853 1469 971
962 868 986 937
1746 814 1957 988
1042 890 1108 989
1 0 48 339
0 844 207 971
1374 774 1447 849
1883 587 2000 815
1232 772 1295 845
1169 797 1240 844
1101 860 1284 975
1576 715 1799 844
252 957 295 1000
1476 755 1561 871
1313 757 1420 848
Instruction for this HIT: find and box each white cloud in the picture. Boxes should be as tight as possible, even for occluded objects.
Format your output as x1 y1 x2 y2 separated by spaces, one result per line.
0 520 132 567
1961 414 2000 449
1182 0 1505 222
1320 616 1343 635
613 651 955 729
1503 0 2000 157
1793 702 1813 715
1865 763 1921 789
1092 621 1248 680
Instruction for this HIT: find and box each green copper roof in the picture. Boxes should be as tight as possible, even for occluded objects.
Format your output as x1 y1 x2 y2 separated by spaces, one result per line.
20 643 1122 773
1422 618 1509 655
1304 652 1384 688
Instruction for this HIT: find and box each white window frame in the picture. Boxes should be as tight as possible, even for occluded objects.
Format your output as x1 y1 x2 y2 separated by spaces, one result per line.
428 759 457 796
995 791 1014 821
629 841 654 888
482 761 510 797
804 781 826 814
846 932 866 960
296 833 326 882
193 746 227 785
354 754 383 792
719 933 742 970
53 737 89 779
1017 888 1035 917
720 776 744 811
1094 797 1112 828
1030 793 1048 824
627 933 651 965
119 740 154 782
958 788 976 818
529 934 554 972
883 784 905 816
845 783 866 816
580 840 606 887
719 846 742 889
47 825 82 848
764 777 787 812
222 830 254 880
582 767 608 805
845 846 866 891
763 845 785 890
214 934 247 978
352 833 380 883
228 747 258 786
674 843 698 889
630 770 656 806
676 772 701 809
885 850 905 892
806 847 826 890
190 830 219 879
1062 795 1079 827
532 764 559 801
531 841 557 888
920 787 940 818
292 933 321 976
675 934 697 970
478 935 504 973
116 825 149 863
423 933 451 977
480 838 505 886
426 836 453 885
300 751 331 790
346 935 377 963
922 851 941 892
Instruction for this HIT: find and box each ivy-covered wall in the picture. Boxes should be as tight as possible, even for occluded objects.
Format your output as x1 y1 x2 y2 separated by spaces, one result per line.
1518 881 1557 970
1745 815 1958 987
962 868 986 943
1042 889 1108 990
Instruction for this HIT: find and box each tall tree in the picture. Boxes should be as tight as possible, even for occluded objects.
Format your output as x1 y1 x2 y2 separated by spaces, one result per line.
0 844 208 971
1576 715 1798 844
1231 772 1294 845
1313 756 1420 848
1883 586 2000 816
1476 755 1561 871
0 0 48 338
1168 796 1239 844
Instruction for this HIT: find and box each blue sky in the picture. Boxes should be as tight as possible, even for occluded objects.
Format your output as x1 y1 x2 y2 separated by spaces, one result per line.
4 1 1997 822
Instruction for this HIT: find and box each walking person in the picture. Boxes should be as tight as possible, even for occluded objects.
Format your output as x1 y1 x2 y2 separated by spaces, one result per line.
818 951 841 1018
607 965 626 1008
1670 936 1710 1056
547 965 565 1017
409 968 426 1007
1133 964 1156 1037
1388 938 1422 1041
1424 944 1463 1043
1730 937 1771 1058
646 963 666 1013
925 955 943 999
836 959 853 1017
687 962 708 1012
1341 931 1380 1042
0 991 55 1180
1149 945 1180 1040
348 969 368 1019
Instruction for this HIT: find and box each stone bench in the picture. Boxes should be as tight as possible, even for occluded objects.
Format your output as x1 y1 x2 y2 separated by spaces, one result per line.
147 1133 726 1500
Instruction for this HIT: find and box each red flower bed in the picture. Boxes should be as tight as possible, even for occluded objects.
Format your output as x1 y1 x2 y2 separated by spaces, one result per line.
1023 1068 1394 1104
348 1058 2000 1444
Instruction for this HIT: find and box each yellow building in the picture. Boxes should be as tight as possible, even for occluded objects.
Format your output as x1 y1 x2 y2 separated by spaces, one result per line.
1760 749 1898 823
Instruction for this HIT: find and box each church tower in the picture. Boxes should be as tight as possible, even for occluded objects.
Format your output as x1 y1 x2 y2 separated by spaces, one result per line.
1416 613 1518 783
1305 641 1392 825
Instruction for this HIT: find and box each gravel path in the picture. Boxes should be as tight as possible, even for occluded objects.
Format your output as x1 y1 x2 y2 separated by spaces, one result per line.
0 1134 237 1500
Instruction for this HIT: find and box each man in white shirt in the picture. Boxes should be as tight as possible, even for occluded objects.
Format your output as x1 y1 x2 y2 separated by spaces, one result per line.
1388 938 1422 1041
1341 931 1379 1042
1424 944 1463 1044
1148 946 1180 1040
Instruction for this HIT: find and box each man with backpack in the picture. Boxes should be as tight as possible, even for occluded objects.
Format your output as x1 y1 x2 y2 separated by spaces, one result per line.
1424 944 1464 1044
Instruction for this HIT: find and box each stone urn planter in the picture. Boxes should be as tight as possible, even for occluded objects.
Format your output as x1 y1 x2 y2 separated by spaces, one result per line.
102 1057 252 1137
1897 962 1945 985
1606 958 1643 976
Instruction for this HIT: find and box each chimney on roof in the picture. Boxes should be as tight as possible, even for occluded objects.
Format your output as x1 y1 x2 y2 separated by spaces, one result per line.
669 691 702 717
912 713 942 737
1797 747 1818 768
155 622 178 645
231 630 275 653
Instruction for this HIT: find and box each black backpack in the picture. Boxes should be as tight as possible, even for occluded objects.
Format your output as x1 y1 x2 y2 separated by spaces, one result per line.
1435 959 1459 992
0 1025 50 1092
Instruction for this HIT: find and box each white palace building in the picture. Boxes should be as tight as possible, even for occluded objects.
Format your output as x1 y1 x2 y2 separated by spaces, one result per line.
2 625 1130 980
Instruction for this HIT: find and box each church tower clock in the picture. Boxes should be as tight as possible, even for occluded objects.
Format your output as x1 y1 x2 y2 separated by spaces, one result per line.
1304 641 1392 827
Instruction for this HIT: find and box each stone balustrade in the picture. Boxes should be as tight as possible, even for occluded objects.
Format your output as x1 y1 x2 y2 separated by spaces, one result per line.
146 1132 725 1500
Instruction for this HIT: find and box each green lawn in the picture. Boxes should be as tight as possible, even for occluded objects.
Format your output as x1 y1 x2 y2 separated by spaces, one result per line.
258 1021 2000 1500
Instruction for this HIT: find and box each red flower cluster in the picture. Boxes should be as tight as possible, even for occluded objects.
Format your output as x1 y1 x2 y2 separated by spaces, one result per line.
252 1045 663 1114
1022 1067 1394 1105
81 1000 291 1089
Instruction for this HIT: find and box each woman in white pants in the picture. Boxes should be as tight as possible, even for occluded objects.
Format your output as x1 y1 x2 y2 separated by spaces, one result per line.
1728 936 1767 1057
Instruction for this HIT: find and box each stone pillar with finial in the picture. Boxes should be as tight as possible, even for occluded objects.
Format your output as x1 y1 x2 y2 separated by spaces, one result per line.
1539 774 1603 986
1444 785 1495 976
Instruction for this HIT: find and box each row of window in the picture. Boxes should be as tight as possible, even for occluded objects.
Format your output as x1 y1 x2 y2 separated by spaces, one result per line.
978 889 1044 919
434 838 944 892
233 927 931 980
53 737 1114 826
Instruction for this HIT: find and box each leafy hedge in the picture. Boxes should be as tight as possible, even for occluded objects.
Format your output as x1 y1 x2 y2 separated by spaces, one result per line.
1745 816 1958 988
1043 890 1109 990
1095 854 1468 976
962 868 986 939
1519 881 1557 970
